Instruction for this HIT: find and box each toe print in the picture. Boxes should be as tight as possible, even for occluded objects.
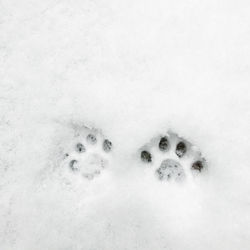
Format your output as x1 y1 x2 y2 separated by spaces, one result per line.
103 139 112 152
141 150 152 163
176 141 186 158
69 159 79 171
60 125 113 180
139 131 206 182
192 160 204 172
159 136 169 151
76 143 86 153
86 134 97 144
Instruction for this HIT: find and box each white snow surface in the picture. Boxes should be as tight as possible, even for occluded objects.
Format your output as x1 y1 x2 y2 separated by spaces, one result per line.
1 0 250 249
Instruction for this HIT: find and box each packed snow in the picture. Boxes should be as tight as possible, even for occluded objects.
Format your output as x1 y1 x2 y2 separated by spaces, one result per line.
1 0 250 249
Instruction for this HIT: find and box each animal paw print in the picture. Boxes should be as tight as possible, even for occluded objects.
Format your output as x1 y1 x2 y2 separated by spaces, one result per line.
61 126 113 180
139 131 206 182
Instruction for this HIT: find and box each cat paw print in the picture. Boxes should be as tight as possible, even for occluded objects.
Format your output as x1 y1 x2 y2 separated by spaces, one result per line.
61 126 113 180
139 131 206 182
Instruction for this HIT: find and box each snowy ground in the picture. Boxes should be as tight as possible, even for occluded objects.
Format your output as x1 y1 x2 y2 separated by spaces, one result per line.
1 0 250 249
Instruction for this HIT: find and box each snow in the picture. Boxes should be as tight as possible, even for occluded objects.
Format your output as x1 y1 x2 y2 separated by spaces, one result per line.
1 0 250 249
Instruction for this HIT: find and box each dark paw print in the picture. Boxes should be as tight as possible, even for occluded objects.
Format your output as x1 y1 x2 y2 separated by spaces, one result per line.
139 131 206 182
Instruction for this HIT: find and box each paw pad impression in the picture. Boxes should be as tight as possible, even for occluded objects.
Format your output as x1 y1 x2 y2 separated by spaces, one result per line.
61 125 113 180
139 131 206 182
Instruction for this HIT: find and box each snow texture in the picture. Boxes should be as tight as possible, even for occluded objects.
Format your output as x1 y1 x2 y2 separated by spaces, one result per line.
1 0 250 249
